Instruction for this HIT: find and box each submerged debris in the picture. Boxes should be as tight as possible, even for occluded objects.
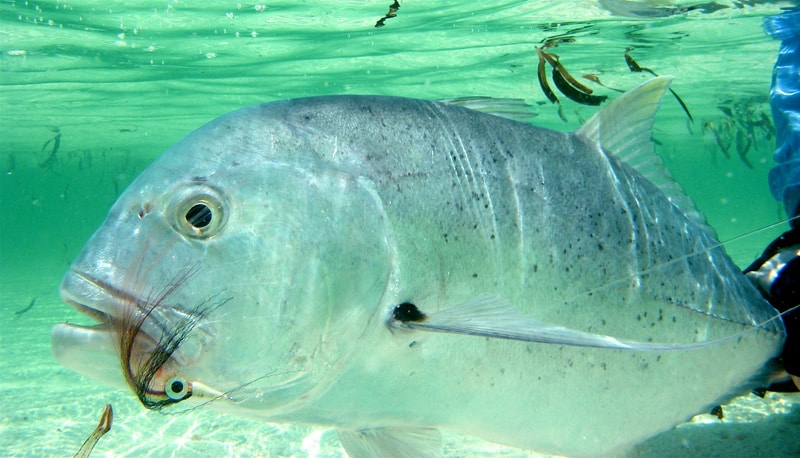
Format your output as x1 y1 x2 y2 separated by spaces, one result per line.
73 404 113 458
40 127 61 170
13 297 36 319
375 0 400 28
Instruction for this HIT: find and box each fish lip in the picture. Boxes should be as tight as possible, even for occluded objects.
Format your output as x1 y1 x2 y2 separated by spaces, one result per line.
59 268 155 339
62 295 109 324
59 270 117 322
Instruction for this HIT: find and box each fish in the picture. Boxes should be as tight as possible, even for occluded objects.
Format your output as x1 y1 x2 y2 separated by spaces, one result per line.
51 77 785 457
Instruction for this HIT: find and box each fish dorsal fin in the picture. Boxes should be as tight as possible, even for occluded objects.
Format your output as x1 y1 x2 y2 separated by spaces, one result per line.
338 427 442 458
438 96 537 122
575 76 712 233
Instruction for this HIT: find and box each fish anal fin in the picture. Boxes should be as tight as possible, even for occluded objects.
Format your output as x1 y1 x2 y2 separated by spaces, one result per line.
338 427 442 458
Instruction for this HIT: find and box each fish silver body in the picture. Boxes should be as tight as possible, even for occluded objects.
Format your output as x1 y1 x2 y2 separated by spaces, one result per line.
52 78 784 456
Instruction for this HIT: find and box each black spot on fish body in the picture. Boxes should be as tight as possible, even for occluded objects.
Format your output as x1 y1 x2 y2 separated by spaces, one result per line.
710 405 724 420
393 302 426 323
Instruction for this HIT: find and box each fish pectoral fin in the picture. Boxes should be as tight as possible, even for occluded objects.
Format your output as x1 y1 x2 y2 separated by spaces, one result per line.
337 427 442 458
388 295 727 351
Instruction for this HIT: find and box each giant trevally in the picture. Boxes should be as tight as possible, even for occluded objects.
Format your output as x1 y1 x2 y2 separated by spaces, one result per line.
52 77 785 457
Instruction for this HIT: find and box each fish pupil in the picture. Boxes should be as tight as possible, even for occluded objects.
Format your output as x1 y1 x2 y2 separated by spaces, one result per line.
185 203 212 228
170 380 184 393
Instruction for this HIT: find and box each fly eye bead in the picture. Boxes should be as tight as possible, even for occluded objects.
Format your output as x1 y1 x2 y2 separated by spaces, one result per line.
165 376 191 401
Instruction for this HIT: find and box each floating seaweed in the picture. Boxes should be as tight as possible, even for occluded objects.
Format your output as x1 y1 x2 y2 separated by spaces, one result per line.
581 74 625 93
624 50 693 123
702 97 775 168
535 46 559 104
535 42 608 107
551 67 608 106
375 0 400 28
702 119 734 159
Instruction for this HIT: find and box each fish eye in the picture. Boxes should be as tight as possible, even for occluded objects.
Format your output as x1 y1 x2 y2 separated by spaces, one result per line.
165 376 190 401
172 187 227 239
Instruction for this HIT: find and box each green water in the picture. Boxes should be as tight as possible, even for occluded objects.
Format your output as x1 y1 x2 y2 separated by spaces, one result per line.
1 1 799 456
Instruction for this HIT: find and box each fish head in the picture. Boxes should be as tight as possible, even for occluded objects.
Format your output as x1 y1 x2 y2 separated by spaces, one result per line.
52 104 392 414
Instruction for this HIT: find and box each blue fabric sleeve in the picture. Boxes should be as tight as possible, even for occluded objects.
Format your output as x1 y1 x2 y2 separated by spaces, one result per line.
765 8 800 222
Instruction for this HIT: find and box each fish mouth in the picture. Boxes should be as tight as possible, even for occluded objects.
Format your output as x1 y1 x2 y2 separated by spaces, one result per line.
52 268 163 390
54 267 237 409
58 268 171 342
61 269 136 321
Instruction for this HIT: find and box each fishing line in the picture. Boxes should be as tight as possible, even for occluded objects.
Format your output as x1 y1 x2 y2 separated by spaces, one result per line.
160 369 306 415
553 216 798 324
